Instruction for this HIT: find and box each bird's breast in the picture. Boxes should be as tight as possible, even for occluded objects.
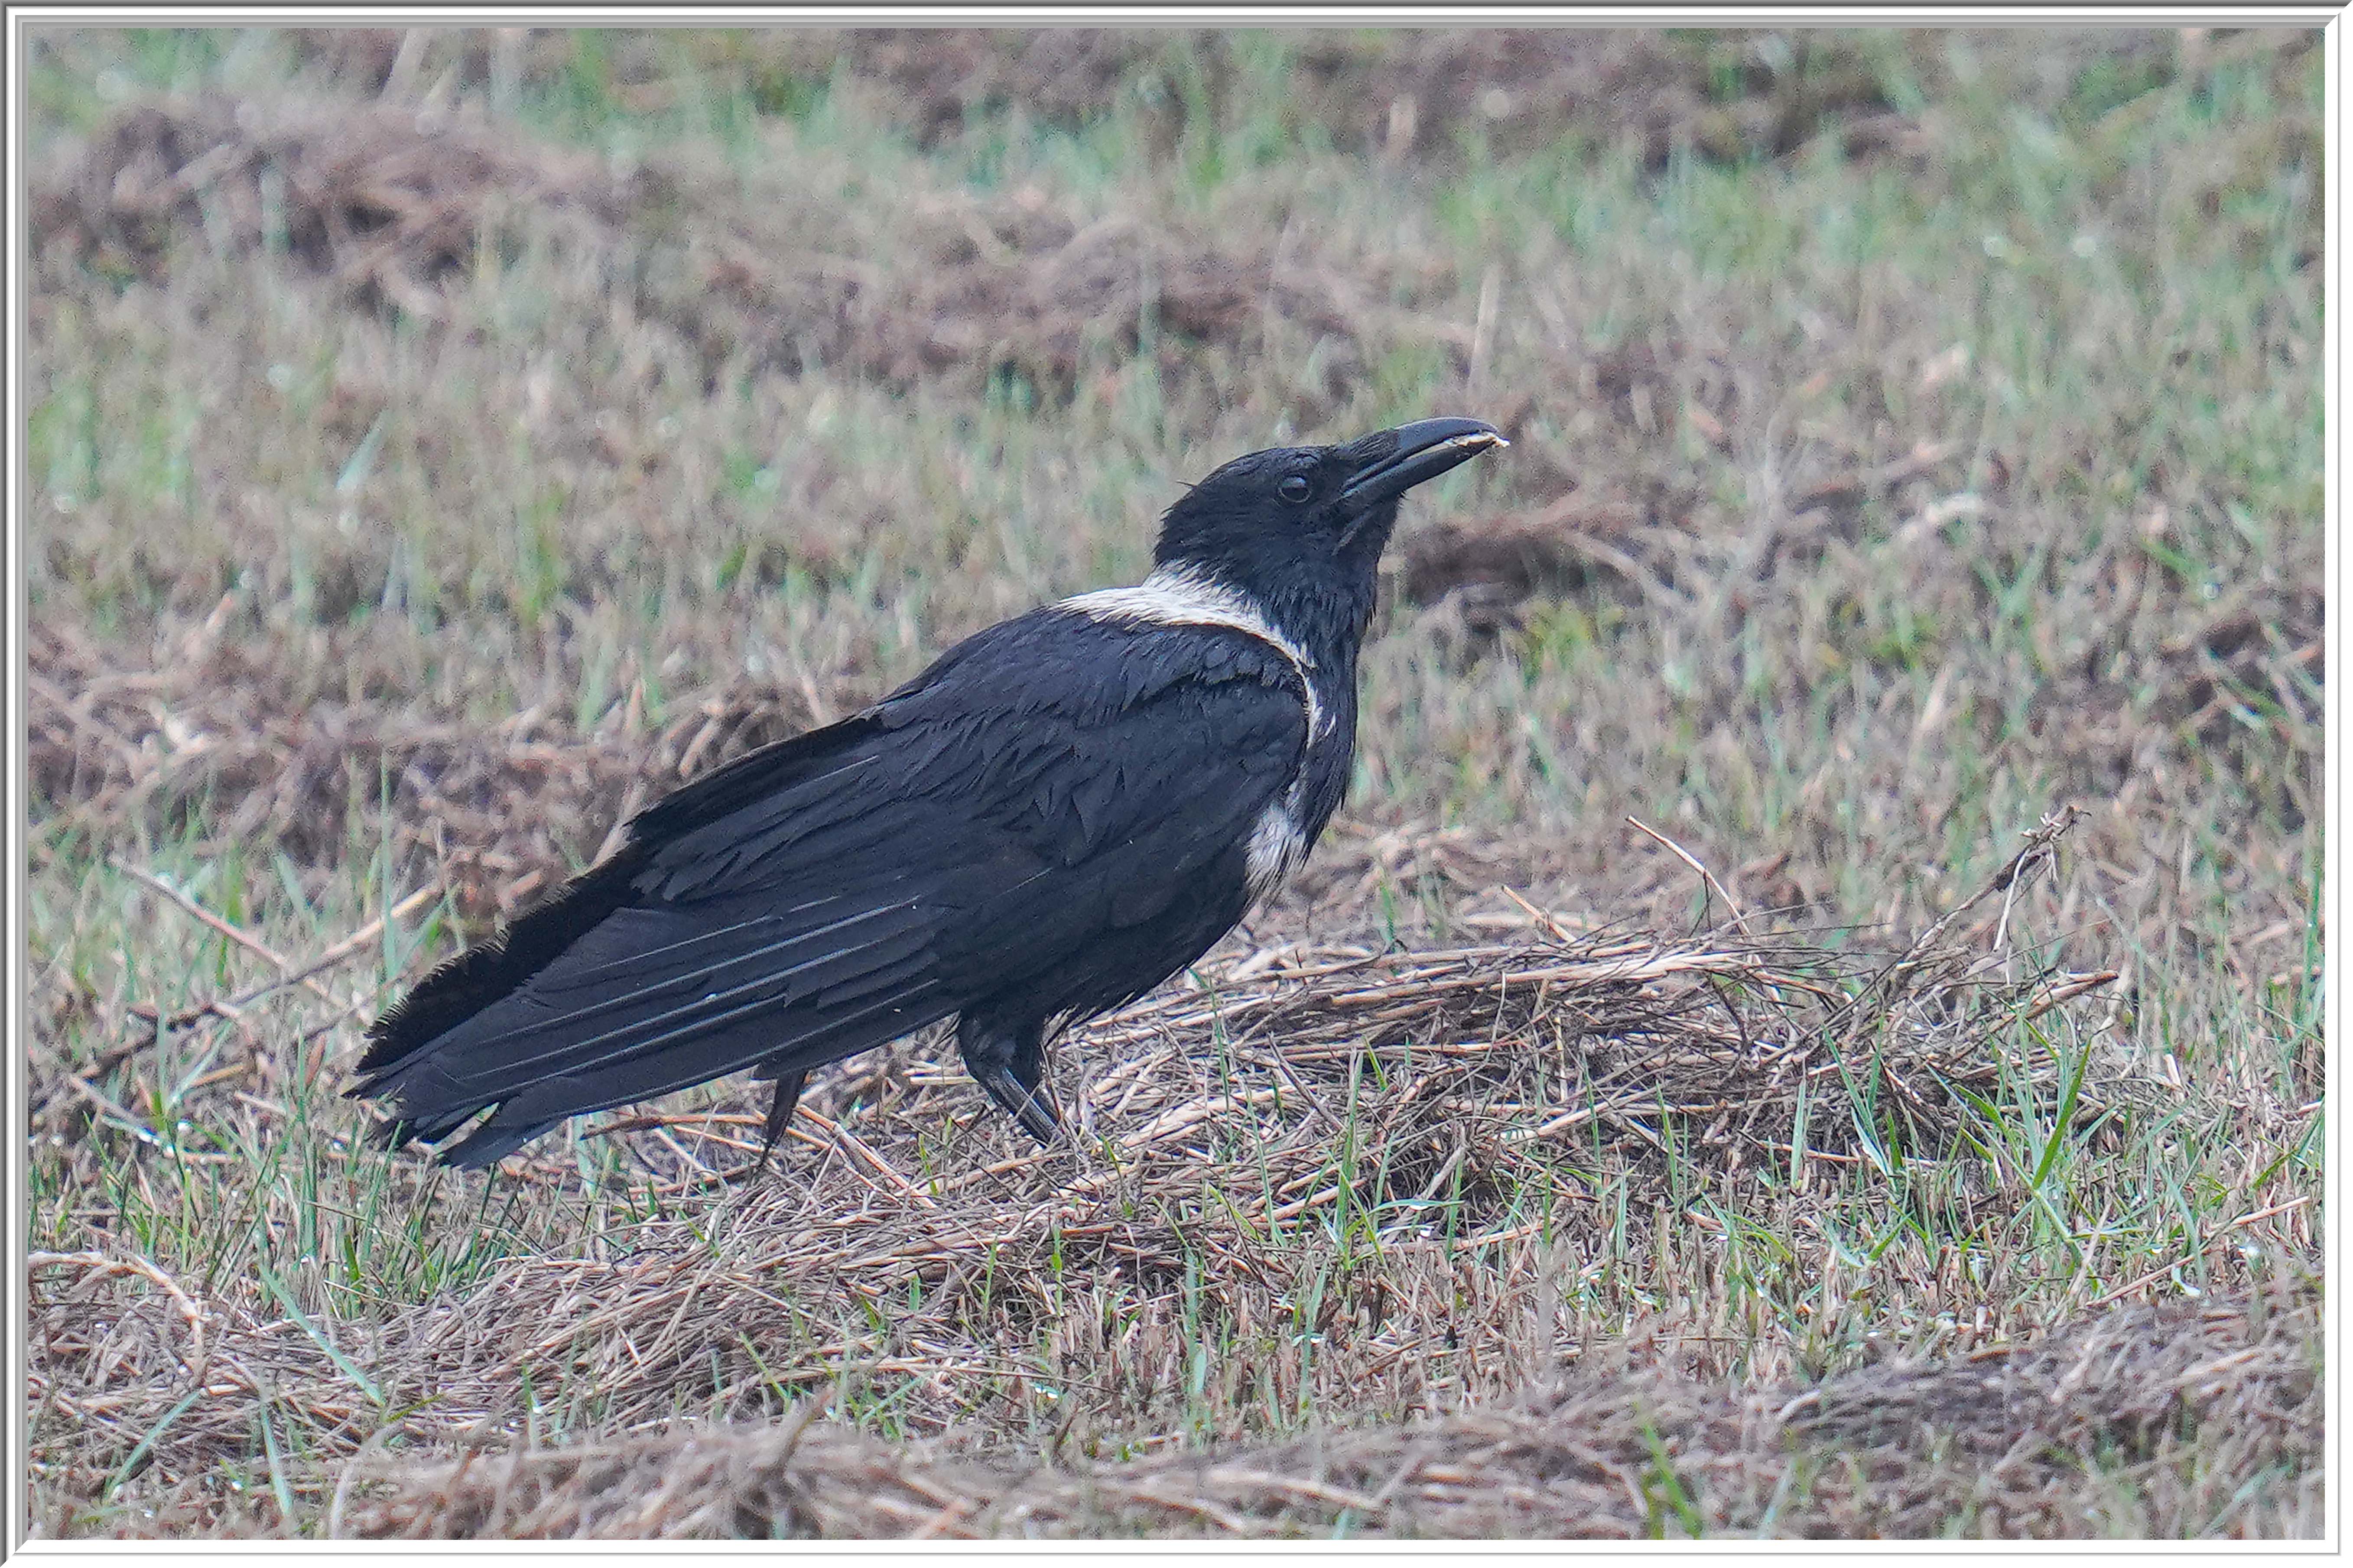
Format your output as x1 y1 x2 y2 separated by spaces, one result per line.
1244 798 1310 906
1247 674 1357 909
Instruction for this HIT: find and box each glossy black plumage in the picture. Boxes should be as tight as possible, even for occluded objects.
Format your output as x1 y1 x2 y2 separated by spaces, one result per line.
351 417 1502 1167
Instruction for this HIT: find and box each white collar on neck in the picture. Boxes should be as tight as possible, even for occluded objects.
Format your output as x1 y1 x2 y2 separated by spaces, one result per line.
1060 564 1326 738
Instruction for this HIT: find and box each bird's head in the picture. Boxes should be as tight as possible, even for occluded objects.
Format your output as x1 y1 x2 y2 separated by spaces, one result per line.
1153 419 1505 625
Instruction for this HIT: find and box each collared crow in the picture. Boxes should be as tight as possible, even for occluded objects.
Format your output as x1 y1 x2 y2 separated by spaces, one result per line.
351 416 1504 1167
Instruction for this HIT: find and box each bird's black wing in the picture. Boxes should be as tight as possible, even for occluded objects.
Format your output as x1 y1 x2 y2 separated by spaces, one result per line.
350 609 1308 1165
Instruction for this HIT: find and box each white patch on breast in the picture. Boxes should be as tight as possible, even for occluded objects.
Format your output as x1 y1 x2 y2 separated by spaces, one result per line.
1062 565 1324 739
1244 799 1309 906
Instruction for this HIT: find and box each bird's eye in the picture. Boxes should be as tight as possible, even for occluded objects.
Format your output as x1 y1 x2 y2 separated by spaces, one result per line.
1278 475 1311 503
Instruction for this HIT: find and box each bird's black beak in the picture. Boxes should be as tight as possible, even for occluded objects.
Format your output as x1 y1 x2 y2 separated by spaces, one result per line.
1339 416 1507 514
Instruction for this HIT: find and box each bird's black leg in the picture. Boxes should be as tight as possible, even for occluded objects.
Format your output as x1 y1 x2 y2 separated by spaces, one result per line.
754 1066 808 1174
956 1013 1060 1146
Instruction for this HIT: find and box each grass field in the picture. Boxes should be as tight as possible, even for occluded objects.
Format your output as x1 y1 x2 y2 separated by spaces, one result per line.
23 26 2324 1539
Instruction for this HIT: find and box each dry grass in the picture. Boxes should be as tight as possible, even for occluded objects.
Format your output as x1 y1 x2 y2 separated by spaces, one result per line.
24 26 2322 1540
29 607 820 927
29 834 2194 1535
327 1280 2324 1539
284 25 2203 173
34 87 1440 405
27 818 2313 1539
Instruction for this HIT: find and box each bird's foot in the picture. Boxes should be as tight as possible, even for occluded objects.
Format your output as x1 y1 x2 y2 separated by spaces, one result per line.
970 1061 1062 1148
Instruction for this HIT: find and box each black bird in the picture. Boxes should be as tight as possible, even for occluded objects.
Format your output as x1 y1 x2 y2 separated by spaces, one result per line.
351 417 1504 1167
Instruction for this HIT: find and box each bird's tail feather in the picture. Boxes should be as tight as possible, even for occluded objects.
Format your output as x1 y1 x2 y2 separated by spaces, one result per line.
349 850 644 1093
